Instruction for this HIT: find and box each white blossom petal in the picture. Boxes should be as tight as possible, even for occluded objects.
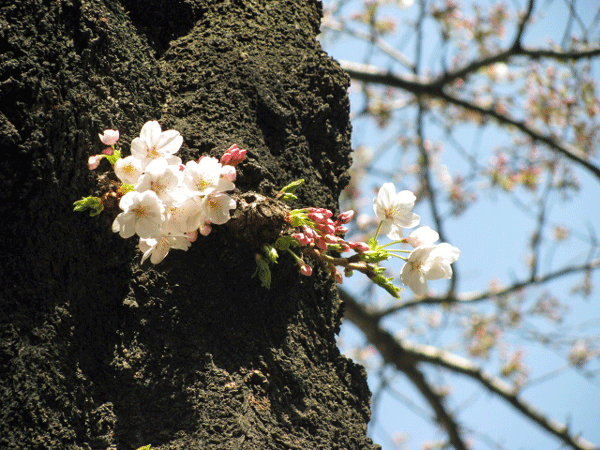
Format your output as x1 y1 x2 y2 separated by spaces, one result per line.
202 193 236 225
373 183 420 239
114 155 143 185
406 226 440 248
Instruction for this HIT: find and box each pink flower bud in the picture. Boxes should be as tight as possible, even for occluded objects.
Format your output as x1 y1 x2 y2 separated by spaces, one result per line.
308 207 333 218
87 154 104 170
98 129 119 146
185 230 198 242
332 268 343 284
293 233 312 246
350 241 370 252
335 225 349 235
300 264 313 276
199 223 212 236
221 144 247 167
319 224 336 235
324 234 339 244
302 225 317 239
336 210 354 224
102 147 114 156
315 237 328 251
221 165 237 181
308 212 325 223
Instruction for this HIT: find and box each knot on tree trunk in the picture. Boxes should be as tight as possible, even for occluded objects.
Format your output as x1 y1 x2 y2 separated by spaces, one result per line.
226 192 290 251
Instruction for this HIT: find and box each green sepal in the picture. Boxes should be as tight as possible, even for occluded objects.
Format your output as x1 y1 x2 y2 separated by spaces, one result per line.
105 148 121 165
279 179 305 194
368 236 379 249
263 244 279 264
360 249 390 263
252 254 272 289
73 196 104 217
135 446 152 450
370 273 401 298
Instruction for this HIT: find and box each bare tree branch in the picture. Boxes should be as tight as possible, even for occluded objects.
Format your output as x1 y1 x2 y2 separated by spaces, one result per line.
341 289 598 450
402 364 468 450
376 258 600 317
514 0 536 45
339 60 600 181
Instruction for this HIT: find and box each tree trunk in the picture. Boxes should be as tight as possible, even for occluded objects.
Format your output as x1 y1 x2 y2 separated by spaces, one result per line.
0 1 378 449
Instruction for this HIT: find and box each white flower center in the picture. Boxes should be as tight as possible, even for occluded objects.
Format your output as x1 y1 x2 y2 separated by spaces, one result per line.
197 176 210 191
385 206 397 219
132 205 147 219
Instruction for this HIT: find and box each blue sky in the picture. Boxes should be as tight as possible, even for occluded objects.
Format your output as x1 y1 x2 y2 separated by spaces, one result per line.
320 0 600 448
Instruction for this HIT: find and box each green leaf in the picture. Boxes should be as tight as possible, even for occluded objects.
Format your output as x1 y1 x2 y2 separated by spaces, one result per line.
279 179 305 194
279 193 298 202
119 184 135 194
253 254 272 289
327 244 345 252
73 196 103 217
287 212 305 228
275 235 295 251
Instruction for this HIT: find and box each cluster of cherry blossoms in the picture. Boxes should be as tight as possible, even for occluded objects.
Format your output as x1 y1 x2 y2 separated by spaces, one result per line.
75 121 245 264
273 182 460 296
372 183 460 295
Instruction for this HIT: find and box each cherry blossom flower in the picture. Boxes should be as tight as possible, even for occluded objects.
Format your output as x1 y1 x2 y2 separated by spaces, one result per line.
131 121 183 167
139 235 191 264
183 157 234 197
201 192 236 225
98 129 119 146
405 226 440 248
373 182 420 239
135 157 181 205
400 243 460 295
164 196 206 235
114 155 143 185
111 191 165 239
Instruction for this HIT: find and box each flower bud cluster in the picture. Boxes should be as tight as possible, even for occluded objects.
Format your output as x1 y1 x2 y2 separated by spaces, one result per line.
87 121 245 264
287 207 370 282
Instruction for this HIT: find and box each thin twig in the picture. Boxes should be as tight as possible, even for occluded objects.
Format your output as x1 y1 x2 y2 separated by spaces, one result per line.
375 258 600 318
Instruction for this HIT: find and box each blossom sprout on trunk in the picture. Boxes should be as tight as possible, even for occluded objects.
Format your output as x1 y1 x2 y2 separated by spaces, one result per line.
263 181 460 297
75 125 460 295
74 121 245 263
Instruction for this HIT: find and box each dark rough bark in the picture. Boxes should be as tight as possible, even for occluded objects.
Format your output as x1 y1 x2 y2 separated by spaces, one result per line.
0 1 378 449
